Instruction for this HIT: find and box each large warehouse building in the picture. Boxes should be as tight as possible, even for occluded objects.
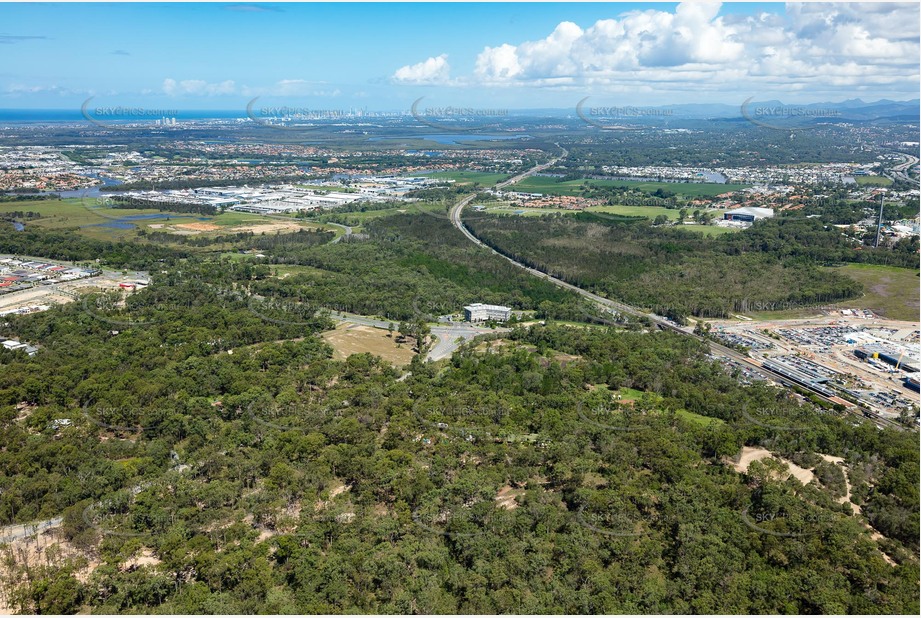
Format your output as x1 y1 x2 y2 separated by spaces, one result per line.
855 348 919 373
464 303 511 323
723 206 775 222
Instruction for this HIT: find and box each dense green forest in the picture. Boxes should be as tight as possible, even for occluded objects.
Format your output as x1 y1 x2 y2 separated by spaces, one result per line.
465 212 918 319
0 213 918 614
0 218 589 323
1 307 917 612
0 224 187 268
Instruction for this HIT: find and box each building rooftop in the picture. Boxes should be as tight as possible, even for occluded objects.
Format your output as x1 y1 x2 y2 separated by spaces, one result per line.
464 302 511 311
725 206 775 218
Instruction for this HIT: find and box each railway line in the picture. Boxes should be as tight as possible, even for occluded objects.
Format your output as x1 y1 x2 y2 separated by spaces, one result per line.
449 152 905 431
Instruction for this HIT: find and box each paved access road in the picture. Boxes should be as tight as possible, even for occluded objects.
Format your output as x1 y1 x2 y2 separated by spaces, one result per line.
0 517 63 544
324 221 353 243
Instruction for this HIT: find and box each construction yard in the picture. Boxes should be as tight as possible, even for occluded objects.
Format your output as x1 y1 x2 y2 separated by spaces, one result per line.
710 312 920 420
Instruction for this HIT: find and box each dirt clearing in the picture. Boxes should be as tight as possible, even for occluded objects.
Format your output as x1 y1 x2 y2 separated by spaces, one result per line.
495 486 525 510
0 525 98 613
727 446 816 485
231 222 306 234
174 222 221 232
322 323 416 367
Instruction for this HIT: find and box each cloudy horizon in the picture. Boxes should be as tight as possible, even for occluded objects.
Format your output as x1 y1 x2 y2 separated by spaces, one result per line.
1 2 918 111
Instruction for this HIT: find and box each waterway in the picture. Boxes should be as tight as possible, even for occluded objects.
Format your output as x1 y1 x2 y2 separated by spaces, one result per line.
14 174 125 199
87 213 211 230
369 134 531 146
698 171 727 183
59 174 124 198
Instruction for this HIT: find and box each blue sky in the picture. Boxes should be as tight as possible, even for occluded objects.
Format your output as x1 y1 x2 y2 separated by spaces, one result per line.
1 2 918 111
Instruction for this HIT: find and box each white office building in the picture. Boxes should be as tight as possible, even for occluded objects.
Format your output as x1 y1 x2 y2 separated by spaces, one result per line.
464 303 511 322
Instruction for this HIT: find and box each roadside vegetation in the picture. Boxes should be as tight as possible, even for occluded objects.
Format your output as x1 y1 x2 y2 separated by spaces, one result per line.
465 212 918 321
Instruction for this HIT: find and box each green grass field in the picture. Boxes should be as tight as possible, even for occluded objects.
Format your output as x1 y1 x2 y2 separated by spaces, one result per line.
2 198 158 226
586 204 681 220
743 263 919 322
472 203 734 228
854 175 893 187
1 197 316 244
318 207 411 223
315 202 450 227
2 198 180 240
615 387 646 400
616 389 726 426
2 198 271 229
476 205 651 223
510 176 748 197
476 205 557 217
675 409 726 427
826 263 919 321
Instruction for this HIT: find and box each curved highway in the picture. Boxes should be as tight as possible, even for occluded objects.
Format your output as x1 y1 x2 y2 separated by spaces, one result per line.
449 149 904 431
886 152 919 186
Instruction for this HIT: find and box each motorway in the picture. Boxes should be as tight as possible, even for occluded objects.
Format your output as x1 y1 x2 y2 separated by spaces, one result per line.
448 151 905 431
886 152 919 187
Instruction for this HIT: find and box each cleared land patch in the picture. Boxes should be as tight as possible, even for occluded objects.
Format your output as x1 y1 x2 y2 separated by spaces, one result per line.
727 446 815 485
174 222 221 232
230 221 308 234
826 263 919 321
321 323 416 367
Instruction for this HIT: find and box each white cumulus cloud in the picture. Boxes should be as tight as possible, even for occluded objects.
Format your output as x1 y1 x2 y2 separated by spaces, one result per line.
163 78 236 96
392 54 451 84
396 1 918 99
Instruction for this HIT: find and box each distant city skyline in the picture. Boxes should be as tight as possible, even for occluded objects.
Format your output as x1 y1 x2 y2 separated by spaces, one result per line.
1 1 918 111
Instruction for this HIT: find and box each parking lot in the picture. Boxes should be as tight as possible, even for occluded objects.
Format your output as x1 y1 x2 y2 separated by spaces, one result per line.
709 313 920 418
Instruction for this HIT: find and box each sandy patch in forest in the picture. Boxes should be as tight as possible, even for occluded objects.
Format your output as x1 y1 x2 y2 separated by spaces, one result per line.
0 526 98 613
728 446 815 485
121 548 161 570
495 486 525 510
731 449 896 565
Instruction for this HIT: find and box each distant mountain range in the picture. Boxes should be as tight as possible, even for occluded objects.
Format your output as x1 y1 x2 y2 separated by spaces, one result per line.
539 98 921 122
